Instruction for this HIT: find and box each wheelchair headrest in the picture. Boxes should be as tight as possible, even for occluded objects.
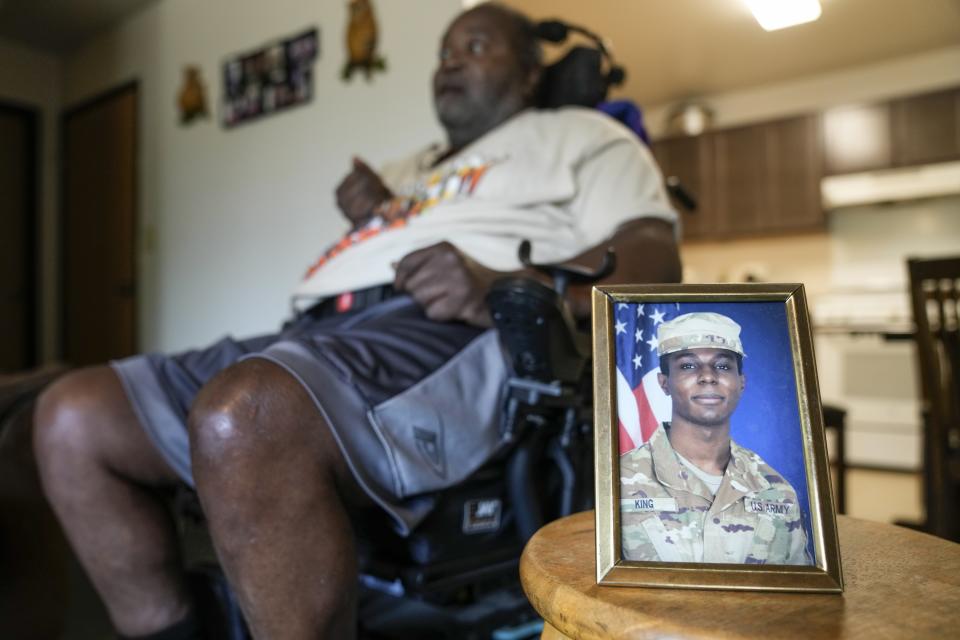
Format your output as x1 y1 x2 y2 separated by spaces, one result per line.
535 19 626 109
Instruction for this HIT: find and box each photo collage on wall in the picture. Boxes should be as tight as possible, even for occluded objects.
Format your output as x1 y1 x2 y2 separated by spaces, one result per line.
222 28 319 128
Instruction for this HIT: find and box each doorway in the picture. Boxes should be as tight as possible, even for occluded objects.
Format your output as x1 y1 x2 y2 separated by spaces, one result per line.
0 102 38 372
62 83 138 366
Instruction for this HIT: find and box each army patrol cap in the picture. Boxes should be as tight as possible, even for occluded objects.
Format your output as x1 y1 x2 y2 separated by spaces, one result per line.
657 312 746 358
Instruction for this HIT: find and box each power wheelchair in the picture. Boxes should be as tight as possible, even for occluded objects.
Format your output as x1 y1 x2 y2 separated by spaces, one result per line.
353 243 613 639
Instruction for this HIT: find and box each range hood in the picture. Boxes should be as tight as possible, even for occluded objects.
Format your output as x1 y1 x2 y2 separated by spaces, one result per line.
821 160 960 210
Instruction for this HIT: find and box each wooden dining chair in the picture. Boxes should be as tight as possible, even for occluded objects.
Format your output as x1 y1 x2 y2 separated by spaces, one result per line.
907 256 960 542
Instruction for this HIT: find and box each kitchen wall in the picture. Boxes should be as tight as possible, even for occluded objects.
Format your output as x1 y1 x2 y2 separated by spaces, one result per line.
62 0 461 353
0 37 61 362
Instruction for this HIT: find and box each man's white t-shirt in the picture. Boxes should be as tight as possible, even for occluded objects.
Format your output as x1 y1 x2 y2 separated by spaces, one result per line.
294 106 677 301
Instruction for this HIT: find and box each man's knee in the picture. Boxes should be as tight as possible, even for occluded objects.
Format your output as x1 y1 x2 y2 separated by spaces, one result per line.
33 367 121 468
33 366 175 489
188 359 363 511
188 359 323 476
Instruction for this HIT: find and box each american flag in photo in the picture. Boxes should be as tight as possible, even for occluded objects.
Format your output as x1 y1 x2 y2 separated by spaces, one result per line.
614 301 681 454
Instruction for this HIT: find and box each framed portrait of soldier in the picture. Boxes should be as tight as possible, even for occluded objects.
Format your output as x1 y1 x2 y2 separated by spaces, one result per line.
592 283 843 593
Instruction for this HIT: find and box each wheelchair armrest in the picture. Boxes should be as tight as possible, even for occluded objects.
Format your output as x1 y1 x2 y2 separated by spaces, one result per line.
486 276 589 385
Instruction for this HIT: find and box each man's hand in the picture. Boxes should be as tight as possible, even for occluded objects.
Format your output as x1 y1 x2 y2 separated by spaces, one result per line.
335 157 393 229
393 219 680 326
565 218 681 319
394 242 501 327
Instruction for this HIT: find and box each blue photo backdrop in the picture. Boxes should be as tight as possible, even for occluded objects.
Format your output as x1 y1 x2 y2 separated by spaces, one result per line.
676 300 814 558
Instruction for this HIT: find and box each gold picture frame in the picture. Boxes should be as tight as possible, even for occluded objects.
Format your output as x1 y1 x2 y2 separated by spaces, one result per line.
593 283 843 593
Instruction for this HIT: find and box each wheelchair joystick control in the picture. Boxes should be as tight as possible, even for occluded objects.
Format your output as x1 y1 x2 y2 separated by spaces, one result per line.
487 239 615 384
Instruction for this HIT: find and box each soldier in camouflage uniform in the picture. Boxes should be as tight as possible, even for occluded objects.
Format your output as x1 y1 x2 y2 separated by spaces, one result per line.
620 312 812 565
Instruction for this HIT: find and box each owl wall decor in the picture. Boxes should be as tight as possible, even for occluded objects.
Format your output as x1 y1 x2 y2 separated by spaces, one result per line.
177 66 209 125
342 0 387 81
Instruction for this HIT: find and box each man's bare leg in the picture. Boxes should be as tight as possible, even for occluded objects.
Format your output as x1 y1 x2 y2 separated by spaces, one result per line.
33 367 190 636
189 359 370 639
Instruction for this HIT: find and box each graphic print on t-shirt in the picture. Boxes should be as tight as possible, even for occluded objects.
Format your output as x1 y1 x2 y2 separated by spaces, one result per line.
303 154 499 280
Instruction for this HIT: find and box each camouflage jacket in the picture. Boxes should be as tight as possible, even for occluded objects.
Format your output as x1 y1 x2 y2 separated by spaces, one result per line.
620 424 812 565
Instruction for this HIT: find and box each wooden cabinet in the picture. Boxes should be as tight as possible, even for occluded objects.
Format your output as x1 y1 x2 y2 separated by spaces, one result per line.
648 85 960 241
653 114 823 240
892 87 960 166
712 123 768 235
765 115 824 232
714 115 823 236
821 86 960 175
822 103 892 174
650 134 715 240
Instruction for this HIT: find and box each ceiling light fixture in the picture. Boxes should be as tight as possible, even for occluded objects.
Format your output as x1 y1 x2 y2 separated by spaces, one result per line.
744 0 822 31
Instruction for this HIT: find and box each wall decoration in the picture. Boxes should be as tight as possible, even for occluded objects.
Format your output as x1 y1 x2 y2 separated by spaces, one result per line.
177 65 209 124
222 28 319 128
342 0 386 81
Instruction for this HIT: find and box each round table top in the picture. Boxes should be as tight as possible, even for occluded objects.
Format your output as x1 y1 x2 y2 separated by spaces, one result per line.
520 511 960 639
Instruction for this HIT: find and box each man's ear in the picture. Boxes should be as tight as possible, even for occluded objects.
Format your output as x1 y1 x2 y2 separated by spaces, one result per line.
739 372 746 393
657 372 669 396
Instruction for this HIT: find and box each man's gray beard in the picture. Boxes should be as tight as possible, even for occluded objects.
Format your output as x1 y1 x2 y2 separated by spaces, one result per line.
435 99 479 133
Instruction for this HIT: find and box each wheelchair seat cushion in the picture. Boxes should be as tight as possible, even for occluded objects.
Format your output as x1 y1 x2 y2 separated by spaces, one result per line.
111 296 512 535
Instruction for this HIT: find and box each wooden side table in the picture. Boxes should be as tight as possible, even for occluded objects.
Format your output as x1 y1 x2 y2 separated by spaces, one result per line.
520 510 960 639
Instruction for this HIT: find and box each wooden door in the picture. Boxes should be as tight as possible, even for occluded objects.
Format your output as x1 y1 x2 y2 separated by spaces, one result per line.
62 84 137 366
0 104 37 372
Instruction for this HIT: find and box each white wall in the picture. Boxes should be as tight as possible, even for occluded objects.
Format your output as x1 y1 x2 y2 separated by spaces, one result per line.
0 37 61 363
63 0 461 352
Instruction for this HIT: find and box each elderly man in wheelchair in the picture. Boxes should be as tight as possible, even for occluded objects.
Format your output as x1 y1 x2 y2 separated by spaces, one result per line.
32 3 680 638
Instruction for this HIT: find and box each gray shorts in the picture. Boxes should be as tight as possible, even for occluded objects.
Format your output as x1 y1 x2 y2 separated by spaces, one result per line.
111 296 511 535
